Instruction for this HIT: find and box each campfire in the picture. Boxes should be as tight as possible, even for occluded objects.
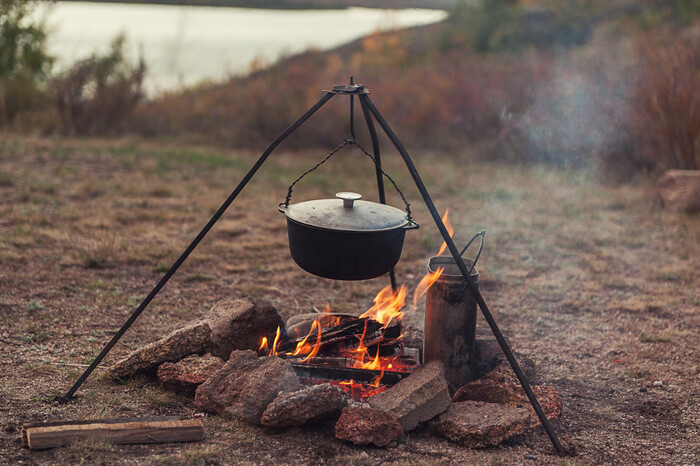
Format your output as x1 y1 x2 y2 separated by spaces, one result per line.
97 206 563 451
258 271 444 400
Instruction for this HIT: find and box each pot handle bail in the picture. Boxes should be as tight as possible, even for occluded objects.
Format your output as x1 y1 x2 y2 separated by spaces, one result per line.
280 139 413 221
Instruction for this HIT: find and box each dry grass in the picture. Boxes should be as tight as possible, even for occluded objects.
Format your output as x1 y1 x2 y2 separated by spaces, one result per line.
0 136 698 464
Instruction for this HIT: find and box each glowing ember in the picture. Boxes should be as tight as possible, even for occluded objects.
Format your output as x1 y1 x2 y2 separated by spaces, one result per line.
328 380 387 400
436 208 454 256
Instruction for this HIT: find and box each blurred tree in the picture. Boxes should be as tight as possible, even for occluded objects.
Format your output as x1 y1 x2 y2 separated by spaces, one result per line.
0 0 53 126
448 0 592 52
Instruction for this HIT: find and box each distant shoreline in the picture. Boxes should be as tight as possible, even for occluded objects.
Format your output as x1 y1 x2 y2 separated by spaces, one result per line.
54 0 455 11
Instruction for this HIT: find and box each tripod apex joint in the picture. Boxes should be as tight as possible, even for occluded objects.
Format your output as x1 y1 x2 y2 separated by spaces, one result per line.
326 83 369 94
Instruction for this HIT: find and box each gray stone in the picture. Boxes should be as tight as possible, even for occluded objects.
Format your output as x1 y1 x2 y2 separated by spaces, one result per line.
369 360 451 431
106 320 211 380
429 401 531 448
206 297 284 359
261 383 347 428
334 407 403 447
194 350 300 424
157 353 224 396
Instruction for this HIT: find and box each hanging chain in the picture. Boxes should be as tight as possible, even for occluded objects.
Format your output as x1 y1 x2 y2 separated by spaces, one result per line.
350 140 412 221
281 139 412 221
283 139 351 207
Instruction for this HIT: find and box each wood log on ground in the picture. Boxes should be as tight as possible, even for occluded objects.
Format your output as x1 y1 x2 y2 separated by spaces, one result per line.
657 170 700 212
21 417 203 450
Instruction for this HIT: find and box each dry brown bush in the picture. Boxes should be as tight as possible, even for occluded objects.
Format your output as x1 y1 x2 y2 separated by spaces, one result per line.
630 29 700 170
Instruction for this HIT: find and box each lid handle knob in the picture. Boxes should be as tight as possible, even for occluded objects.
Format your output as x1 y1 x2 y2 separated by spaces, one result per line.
336 192 362 208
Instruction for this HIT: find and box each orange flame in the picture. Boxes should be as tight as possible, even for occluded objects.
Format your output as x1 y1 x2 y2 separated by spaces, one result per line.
300 319 323 363
361 346 382 371
437 208 454 256
258 336 269 353
359 285 407 328
270 326 281 356
352 319 370 356
291 319 317 356
412 267 444 310
370 368 385 388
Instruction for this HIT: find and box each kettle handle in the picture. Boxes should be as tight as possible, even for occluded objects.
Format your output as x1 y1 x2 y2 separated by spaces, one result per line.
459 230 486 275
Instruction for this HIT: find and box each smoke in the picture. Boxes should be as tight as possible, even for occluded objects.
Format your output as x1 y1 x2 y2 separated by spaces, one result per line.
507 42 636 170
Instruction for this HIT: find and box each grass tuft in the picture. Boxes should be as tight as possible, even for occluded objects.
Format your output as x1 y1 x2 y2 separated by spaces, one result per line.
74 230 125 269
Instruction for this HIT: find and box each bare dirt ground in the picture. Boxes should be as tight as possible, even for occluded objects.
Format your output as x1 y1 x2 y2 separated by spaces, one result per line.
0 136 698 465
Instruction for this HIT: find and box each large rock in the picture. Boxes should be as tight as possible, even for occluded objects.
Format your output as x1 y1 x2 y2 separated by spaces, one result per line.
429 401 530 448
106 320 211 380
194 350 300 424
452 364 524 405
527 385 563 426
334 407 403 447
369 360 451 431
452 365 562 425
657 169 700 212
206 297 284 359
157 353 224 396
261 383 347 428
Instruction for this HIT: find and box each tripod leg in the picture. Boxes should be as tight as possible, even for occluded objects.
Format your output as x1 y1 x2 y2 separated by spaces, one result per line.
359 97 397 292
360 94 567 456
61 92 336 400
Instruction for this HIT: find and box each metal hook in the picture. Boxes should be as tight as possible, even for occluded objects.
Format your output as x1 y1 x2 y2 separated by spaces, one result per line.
349 76 356 142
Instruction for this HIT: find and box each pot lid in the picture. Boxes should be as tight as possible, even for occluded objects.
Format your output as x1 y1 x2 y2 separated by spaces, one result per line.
282 192 410 232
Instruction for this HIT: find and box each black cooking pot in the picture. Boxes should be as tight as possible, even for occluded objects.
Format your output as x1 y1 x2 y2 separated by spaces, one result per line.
279 192 419 280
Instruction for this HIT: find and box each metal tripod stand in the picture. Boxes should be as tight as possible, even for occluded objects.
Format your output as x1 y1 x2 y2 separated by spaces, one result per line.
62 80 566 456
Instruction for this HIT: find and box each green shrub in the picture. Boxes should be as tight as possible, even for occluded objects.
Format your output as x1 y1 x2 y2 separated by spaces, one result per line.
52 34 145 135
448 0 591 53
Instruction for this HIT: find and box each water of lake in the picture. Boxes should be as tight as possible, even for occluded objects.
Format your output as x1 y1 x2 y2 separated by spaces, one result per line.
37 2 447 94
